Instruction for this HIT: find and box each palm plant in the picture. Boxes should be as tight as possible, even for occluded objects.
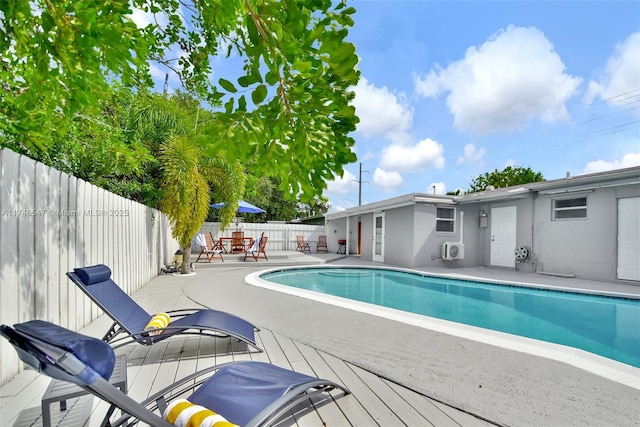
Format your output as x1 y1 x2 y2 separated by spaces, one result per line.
160 135 211 273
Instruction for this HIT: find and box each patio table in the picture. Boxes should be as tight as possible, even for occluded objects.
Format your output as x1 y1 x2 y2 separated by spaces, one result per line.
218 237 254 253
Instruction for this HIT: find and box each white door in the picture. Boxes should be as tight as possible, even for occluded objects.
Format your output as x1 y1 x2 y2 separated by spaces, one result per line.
618 197 640 281
372 212 385 262
490 206 517 268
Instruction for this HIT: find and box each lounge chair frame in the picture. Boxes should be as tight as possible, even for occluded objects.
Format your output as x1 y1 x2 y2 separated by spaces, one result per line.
67 265 261 352
296 235 311 253
316 235 328 253
195 232 224 263
244 233 268 262
1 321 350 427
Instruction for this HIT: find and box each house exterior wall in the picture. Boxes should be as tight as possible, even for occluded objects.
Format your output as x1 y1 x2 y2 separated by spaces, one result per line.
470 197 535 271
534 185 639 282
382 205 415 267
326 169 639 284
359 213 373 260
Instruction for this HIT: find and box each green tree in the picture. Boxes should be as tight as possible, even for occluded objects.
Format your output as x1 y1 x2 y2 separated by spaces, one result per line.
159 135 245 273
468 166 545 192
1 0 360 202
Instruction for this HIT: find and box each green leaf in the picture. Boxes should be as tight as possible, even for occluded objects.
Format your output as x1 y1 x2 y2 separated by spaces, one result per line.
251 85 267 105
293 60 313 73
224 98 234 114
265 70 279 85
218 78 237 93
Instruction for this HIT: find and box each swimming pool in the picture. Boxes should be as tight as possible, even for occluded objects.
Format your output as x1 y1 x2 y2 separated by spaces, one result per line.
254 267 640 369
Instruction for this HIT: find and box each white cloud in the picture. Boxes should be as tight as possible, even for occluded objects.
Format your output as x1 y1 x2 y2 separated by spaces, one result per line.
582 152 640 174
415 25 582 134
583 32 640 107
326 170 358 196
380 138 445 171
457 143 486 165
373 168 404 190
352 77 413 143
128 8 169 29
328 204 346 213
359 151 376 162
426 182 447 195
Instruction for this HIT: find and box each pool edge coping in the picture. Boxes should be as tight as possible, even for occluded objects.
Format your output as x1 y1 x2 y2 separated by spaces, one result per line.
245 264 640 390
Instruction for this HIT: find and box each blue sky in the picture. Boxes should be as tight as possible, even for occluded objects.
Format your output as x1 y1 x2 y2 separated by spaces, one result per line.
324 1 640 212
134 1 640 212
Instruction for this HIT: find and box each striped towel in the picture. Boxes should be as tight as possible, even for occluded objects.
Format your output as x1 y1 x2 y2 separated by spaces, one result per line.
163 399 238 427
144 312 170 336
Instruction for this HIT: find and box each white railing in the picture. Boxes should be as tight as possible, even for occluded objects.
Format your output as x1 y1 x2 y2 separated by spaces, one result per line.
0 148 178 386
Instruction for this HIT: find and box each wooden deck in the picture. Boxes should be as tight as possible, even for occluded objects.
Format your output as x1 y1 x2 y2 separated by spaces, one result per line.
0 284 496 427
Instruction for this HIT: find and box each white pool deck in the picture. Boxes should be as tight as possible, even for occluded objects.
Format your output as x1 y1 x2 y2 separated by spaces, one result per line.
1 251 639 426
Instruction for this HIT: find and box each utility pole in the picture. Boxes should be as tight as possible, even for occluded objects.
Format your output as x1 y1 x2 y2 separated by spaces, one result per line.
163 73 169 96
354 162 368 206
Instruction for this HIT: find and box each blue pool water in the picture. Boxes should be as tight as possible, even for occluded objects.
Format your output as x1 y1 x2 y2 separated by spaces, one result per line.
260 267 640 367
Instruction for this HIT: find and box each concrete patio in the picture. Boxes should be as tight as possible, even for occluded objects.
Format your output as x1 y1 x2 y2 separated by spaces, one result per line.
1 251 638 426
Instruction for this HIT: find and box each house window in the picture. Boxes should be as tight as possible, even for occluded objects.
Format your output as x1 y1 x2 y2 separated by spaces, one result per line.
436 207 455 232
553 197 587 220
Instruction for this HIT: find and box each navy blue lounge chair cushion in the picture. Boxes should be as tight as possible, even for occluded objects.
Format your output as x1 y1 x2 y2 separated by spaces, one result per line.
189 361 319 426
14 320 115 383
74 264 112 285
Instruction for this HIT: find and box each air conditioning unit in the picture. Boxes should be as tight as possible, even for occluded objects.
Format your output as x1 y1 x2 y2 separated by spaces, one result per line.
442 242 464 261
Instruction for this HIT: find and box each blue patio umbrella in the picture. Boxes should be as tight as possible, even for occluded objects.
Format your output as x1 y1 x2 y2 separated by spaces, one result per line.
210 200 266 229
210 200 266 214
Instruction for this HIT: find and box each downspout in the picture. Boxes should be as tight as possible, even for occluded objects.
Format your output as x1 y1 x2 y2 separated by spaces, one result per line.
459 211 464 244
345 215 350 256
531 193 538 272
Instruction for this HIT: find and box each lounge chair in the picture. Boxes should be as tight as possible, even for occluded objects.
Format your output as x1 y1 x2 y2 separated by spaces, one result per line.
316 235 328 253
244 233 268 262
1 320 351 427
296 235 311 253
67 264 261 352
195 232 224 263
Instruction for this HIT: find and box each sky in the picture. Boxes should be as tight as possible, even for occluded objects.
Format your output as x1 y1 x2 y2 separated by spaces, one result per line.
135 1 640 213
324 1 640 212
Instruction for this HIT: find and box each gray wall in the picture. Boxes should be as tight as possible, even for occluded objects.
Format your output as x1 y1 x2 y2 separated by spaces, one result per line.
383 206 415 267
328 179 639 283
534 186 638 281
355 204 484 269
472 198 535 270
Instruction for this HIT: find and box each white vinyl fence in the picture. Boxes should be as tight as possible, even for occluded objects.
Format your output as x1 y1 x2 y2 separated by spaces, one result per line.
0 148 178 386
197 222 326 252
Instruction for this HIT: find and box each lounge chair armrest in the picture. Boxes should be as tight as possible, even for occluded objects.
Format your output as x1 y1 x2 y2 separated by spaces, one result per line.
163 308 201 317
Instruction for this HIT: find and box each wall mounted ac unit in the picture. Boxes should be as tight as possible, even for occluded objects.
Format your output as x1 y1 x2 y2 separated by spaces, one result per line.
442 242 464 260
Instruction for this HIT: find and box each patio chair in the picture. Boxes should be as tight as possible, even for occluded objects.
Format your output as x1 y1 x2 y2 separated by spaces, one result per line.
195 232 224 263
316 235 328 253
1 320 351 427
67 264 261 352
231 231 246 253
244 233 268 262
296 235 311 253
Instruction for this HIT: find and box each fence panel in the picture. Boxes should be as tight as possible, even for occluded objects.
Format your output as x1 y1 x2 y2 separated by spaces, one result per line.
197 222 326 252
0 148 178 386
